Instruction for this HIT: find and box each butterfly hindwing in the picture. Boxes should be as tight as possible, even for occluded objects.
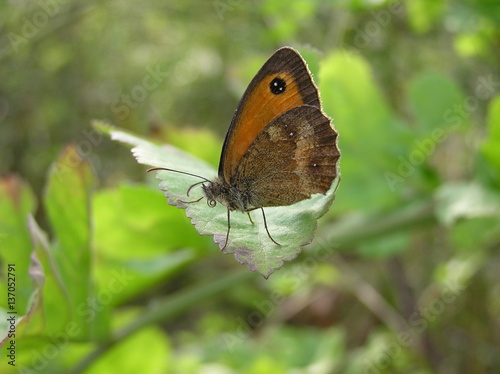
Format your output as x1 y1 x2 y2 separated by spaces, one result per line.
232 105 340 208
219 47 321 183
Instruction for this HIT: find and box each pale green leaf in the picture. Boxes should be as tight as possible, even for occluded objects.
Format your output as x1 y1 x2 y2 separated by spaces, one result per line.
435 182 500 226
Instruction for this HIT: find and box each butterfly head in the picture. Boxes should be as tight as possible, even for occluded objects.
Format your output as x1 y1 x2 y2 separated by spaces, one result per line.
201 181 219 208
202 178 249 212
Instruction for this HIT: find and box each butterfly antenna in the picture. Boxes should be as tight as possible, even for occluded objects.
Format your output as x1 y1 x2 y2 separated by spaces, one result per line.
147 167 211 184
147 167 212 199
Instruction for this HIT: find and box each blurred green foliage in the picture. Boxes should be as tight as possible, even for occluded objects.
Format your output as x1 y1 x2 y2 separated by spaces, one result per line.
1 0 500 373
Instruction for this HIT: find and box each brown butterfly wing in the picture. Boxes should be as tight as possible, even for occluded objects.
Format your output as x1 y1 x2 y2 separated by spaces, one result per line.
219 47 321 183
231 105 340 208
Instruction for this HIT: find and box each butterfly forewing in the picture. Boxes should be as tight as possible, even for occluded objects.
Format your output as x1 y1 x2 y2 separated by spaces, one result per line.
219 47 321 183
232 105 340 208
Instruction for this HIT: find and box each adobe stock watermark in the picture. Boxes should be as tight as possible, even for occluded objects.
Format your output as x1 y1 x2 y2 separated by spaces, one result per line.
222 239 339 351
54 128 103 178
213 0 244 21
17 268 135 374
352 1 403 51
7 0 69 53
364 278 466 374
110 65 169 120
385 74 499 192
334 1 403 64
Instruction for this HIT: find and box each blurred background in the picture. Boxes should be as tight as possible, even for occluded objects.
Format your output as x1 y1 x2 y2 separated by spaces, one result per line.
1 0 500 373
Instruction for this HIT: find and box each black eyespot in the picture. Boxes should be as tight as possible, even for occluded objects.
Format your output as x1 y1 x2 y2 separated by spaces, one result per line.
270 77 286 95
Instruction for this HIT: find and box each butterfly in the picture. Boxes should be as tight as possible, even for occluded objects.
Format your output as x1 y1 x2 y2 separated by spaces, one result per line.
149 47 340 249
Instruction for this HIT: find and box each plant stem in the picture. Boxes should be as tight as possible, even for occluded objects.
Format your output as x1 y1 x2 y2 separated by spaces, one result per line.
316 198 435 249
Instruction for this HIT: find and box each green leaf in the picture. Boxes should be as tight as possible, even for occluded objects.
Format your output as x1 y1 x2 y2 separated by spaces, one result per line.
450 216 500 253
93 184 208 303
45 144 94 260
94 185 209 257
406 0 445 33
0 175 36 313
96 123 338 278
43 145 108 340
482 95 500 184
166 127 221 168
84 327 170 374
260 0 315 42
408 71 465 133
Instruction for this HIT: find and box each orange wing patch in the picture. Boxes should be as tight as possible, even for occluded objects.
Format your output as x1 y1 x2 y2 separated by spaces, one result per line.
222 72 304 181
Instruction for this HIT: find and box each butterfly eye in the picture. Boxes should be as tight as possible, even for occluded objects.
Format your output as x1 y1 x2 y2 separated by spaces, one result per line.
269 77 286 94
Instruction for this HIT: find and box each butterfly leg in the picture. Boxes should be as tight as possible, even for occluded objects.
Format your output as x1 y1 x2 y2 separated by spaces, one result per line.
246 212 254 225
260 207 281 246
221 208 231 251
